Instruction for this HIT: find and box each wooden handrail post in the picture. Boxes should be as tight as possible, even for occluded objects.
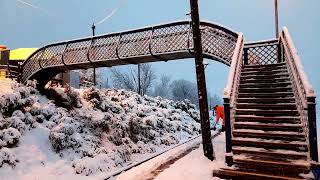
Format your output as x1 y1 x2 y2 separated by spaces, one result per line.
308 97 318 162
224 98 233 166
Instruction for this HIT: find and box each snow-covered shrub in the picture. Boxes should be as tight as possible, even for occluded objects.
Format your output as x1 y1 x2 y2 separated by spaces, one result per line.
49 120 99 158
0 85 37 116
0 148 18 168
72 148 130 176
6 116 27 133
0 82 201 175
0 128 21 147
82 88 123 114
44 87 82 110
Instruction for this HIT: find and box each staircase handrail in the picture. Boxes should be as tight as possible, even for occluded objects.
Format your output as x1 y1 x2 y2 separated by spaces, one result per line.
223 33 244 103
280 27 318 162
280 27 316 104
222 33 244 166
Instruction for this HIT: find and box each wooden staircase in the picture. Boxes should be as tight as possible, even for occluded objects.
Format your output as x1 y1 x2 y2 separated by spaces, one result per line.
213 63 314 179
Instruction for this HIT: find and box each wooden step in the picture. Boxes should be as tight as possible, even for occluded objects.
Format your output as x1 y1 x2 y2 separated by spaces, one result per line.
236 109 299 116
237 103 297 110
238 92 294 98
234 122 303 132
213 168 305 180
244 63 286 69
237 97 296 104
233 129 305 141
240 77 291 84
241 68 287 75
232 146 308 161
239 82 292 88
241 73 289 79
235 115 301 123
232 137 308 152
233 157 311 173
239 87 293 93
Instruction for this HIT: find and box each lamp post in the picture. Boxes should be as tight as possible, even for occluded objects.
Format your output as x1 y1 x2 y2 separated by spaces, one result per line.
189 0 214 161
274 0 279 38
91 23 96 86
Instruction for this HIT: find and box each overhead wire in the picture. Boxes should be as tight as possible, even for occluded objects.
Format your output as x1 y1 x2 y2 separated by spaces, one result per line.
95 0 128 25
16 0 48 14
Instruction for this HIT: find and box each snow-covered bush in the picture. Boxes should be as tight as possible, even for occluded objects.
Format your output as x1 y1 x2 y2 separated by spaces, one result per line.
44 86 82 110
0 128 21 147
0 85 37 116
0 81 201 176
0 148 18 168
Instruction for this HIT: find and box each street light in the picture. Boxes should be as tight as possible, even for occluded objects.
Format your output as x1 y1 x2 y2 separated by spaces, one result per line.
91 22 96 86
274 0 279 38
203 59 209 69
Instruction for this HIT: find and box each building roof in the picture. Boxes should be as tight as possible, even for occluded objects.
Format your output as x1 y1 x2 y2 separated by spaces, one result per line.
9 48 38 61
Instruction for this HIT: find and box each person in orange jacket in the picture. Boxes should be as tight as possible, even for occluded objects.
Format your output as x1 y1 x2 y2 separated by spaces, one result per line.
213 105 225 131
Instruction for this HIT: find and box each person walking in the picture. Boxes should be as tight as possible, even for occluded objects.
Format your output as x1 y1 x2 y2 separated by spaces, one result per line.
213 105 225 131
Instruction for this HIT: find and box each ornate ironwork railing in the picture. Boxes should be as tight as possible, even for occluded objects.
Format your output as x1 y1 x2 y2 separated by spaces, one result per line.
243 39 280 65
279 27 318 162
21 21 239 84
223 33 244 166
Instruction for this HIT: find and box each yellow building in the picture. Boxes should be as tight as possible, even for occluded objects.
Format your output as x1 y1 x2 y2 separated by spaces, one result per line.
0 47 38 79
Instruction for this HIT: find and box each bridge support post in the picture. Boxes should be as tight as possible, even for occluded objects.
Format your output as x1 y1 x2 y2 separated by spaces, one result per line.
308 97 318 162
190 0 214 161
223 98 233 166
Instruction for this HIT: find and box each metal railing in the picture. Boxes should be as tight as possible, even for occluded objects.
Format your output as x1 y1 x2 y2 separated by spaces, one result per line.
223 33 244 166
279 27 318 162
21 21 239 84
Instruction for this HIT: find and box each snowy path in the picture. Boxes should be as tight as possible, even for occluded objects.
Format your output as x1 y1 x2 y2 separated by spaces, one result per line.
117 131 225 180
152 133 226 180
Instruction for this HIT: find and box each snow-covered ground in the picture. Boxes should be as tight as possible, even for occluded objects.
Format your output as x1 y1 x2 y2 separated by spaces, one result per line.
153 133 225 180
0 79 202 179
116 132 225 180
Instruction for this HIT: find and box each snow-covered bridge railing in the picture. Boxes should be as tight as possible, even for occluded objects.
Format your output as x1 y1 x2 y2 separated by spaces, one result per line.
279 27 318 163
21 21 238 85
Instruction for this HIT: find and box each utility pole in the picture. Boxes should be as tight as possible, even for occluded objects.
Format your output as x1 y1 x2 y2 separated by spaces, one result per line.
91 23 96 86
274 0 279 38
189 0 214 160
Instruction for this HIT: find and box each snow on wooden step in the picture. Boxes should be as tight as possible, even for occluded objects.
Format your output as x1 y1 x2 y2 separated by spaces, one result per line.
241 68 287 73
233 129 304 135
240 77 291 84
235 114 299 119
234 122 302 127
233 155 310 168
233 137 307 146
232 146 308 157
232 146 308 161
213 168 305 180
237 103 297 109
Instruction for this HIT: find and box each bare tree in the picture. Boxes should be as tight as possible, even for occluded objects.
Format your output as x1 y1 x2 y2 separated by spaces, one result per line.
153 75 171 99
110 64 156 95
171 79 199 108
76 69 101 88
208 94 222 109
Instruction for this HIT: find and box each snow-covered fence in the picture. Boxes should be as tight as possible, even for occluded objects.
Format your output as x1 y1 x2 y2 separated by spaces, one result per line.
279 27 318 162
